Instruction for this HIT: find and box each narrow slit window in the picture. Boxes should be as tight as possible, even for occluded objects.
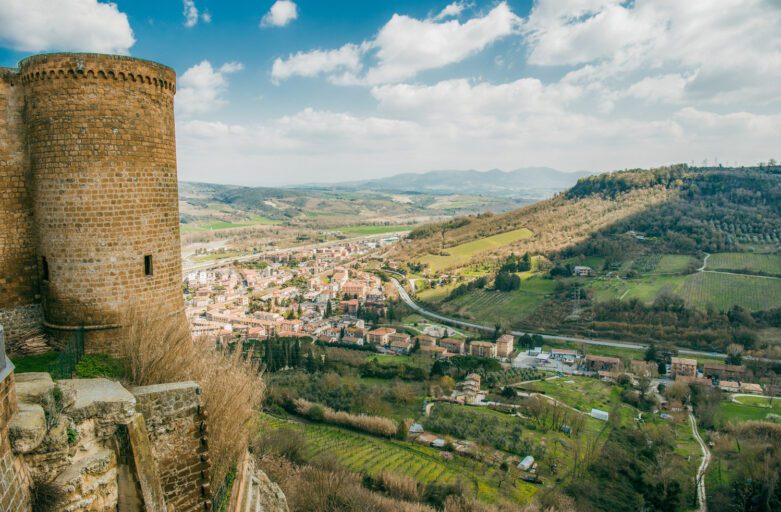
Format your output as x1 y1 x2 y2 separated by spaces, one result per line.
144 255 153 276
42 256 49 281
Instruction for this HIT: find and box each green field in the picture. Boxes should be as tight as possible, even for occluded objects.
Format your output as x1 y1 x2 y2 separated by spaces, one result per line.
337 224 416 235
261 415 539 504
436 277 554 325
588 270 781 312
654 254 698 273
708 252 781 275
419 228 534 273
521 376 622 416
181 215 282 233
716 396 781 424
587 274 685 303
681 271 781 311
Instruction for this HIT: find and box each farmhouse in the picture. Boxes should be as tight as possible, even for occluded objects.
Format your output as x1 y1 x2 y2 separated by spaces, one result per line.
496 334 515 358
583 355 621 372
440 338 466 355
469 340 497 358
366 327 396 345
419 344 447 356
416 335 437 348
388 332 411 346
671 357 698 379
389 337 413 354
551 349 579 363
703 363 746 382
573 266 594 277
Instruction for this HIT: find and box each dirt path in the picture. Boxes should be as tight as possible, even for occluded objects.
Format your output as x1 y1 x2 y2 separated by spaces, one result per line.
689 411 711 512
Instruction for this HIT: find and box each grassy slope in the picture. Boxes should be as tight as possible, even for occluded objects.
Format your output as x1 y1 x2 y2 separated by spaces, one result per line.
708 252 781 275
419 228 534 272
261 415 539 504
394 187 674 269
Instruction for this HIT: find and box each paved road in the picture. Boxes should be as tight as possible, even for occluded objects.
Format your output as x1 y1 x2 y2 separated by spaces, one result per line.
390 277 732 360
689 411 711 512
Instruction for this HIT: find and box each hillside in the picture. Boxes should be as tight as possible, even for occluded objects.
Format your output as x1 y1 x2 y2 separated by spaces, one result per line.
306 167 592 199
390 165 781 353
178 181 526 232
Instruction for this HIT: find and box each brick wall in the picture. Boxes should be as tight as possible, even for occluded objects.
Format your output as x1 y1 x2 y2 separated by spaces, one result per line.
0 354 27 512
132 382 211 511
0 68 37 312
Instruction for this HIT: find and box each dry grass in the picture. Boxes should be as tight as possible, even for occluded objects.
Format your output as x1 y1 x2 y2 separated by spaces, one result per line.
294 398 398 437
120 309 264 488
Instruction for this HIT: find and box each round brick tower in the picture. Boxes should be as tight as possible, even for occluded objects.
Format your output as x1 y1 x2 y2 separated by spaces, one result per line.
18 53 185 352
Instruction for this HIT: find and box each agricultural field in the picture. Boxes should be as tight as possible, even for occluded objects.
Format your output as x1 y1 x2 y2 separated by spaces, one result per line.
708 252 781 275
336 224 417 235
715 395 781 425
653 254 699 274
520 376 623 417
419 228 534 273
680 271 781 311
436 277 555 326
261 415 539 504
180 215 282 233
587 274 686 304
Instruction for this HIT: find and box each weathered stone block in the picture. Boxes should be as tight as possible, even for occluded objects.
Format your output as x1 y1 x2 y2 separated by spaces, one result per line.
8 402 46 453
14 371 54 403
59 378 136 424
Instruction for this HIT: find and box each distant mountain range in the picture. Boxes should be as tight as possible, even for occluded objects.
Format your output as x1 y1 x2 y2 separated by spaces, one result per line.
303 168 594 197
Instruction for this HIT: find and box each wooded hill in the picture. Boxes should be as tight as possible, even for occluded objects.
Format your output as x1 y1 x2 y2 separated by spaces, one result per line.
393 164 781 272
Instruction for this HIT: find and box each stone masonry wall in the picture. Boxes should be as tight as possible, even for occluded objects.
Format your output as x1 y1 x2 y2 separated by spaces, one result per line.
132 382 211 511
0 68 37 313
1 362 29 512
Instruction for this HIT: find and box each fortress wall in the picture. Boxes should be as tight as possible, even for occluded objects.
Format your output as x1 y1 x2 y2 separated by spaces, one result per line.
17 54 185 352
0 68 38 332
132 382 212 511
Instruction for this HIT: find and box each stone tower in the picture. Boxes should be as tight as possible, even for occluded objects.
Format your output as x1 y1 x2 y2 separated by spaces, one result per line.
0 53 185 352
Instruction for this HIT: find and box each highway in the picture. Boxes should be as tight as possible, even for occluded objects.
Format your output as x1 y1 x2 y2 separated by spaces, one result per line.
389 277 730 360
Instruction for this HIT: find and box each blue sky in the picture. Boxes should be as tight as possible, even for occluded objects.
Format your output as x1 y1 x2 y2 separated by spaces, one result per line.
1 1 780 186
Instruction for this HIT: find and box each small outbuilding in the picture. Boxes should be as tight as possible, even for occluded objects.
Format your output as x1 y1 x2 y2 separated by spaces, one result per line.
590 408 609 422
518 455 535 471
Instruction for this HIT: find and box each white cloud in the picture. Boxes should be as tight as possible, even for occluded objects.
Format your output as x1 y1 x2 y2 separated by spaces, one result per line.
434 2 470 21
271 2 521 85
183 0 211 27
261 0 298 28
0 0 135 53
526 0 781 106
178 0 781 185
176 61 244 117
271 44 365 83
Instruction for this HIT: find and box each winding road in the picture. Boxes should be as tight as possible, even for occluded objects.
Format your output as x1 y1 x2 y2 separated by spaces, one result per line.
689 411 711 512
389 277 731 360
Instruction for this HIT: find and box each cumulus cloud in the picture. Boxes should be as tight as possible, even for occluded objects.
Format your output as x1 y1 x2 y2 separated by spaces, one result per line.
271 44 366 83
176 61 244 117
527 0 781 105
179 0 781 185
271 2 520 84
183 0 211 28
261 0 298 28
434 2 471 21
0 0 135 53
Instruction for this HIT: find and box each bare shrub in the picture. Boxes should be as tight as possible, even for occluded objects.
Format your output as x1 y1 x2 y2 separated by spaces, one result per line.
294 398 398 437
120 309 264 488
369 470 421 502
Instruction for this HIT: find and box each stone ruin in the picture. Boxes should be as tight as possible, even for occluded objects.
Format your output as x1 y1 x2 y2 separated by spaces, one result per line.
0 326 288 512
